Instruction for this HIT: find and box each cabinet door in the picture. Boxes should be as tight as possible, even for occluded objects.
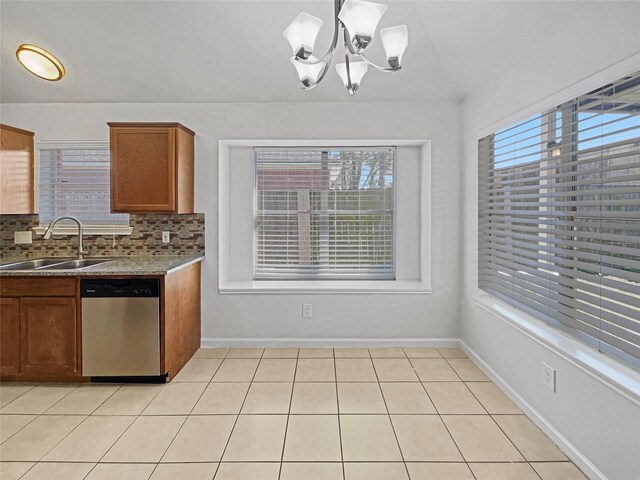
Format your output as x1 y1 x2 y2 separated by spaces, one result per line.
0 124 35 214
0 297 20 375
20 297 78 375
110 127 176 212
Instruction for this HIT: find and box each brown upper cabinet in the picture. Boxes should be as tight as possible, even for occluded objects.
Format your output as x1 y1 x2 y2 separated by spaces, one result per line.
0 124 35 214
109 122 195 213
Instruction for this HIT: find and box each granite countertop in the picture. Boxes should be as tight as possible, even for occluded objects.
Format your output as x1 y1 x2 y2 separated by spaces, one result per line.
0 254 204 276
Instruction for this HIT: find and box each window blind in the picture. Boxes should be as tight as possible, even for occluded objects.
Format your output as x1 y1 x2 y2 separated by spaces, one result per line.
478 71 640 369
254 147 395 280
39 144 128 226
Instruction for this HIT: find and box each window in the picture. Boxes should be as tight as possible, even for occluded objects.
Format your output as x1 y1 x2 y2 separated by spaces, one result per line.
478 71 640 369
254 147 395 280
38 143 129 229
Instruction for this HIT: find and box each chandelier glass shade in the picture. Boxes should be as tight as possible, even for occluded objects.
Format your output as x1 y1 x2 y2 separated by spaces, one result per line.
380 25 409 67
335 61 368 91
338 0 388 52
290 56 327 87
282 13 324 59
283 0 408 94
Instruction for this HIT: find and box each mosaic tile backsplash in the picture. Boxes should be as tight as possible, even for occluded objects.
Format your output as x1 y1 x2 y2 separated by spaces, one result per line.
0 214 205 259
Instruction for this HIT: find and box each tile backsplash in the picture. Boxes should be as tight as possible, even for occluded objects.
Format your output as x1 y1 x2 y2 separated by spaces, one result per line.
0 213 204 259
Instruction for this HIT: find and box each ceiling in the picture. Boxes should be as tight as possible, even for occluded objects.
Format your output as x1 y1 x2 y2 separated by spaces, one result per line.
1 1 639 103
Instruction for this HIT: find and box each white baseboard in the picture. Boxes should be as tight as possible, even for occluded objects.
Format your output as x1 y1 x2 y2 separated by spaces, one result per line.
460 340 606 480
201 337 461 348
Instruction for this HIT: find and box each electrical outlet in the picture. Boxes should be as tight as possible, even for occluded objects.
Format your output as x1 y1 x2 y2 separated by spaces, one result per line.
542 363 556 392
162 231 170 243
302 304 313 318
14 231 32 244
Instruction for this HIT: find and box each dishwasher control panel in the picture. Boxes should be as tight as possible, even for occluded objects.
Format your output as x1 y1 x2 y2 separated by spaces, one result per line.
81 279 159 298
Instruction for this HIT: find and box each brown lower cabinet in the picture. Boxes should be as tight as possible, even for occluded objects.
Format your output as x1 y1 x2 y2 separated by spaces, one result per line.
0 262 201 382
0 277 81 381
20 297 78 376
0 297 20 375
162 261 201 380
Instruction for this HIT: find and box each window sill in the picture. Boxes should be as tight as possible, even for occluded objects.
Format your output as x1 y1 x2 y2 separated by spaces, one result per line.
474 292 640 403
32 225 133 236
219 279 432 295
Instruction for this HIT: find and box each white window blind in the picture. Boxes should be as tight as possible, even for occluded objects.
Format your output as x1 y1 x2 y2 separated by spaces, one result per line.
255 147 395 280
39 143 128 227
478 71 640 369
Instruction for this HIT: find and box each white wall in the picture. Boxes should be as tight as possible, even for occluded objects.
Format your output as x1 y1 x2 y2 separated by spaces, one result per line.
0 100 463 343
460 58 640 480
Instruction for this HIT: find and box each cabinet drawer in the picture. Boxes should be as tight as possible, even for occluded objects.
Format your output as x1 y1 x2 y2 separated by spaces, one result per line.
1 277 77 297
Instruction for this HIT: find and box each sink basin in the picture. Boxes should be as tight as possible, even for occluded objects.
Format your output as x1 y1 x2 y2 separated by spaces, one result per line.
0 258 74 270
0 258 112 271
38 259 112 270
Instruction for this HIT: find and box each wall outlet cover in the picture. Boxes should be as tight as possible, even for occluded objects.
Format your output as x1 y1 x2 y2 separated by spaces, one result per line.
302 304 313 318
162 231 170 243
14 231 33 244
542 362 556 392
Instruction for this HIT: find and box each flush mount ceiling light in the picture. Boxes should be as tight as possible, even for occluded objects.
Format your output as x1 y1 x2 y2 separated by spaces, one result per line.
283 0 408 95
16 44 65 81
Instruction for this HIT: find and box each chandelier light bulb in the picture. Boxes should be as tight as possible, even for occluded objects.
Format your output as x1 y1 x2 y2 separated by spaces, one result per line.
290 56 326 87
380 25 408 68
335 61 368 92
338 0 388 51
282 12 324 59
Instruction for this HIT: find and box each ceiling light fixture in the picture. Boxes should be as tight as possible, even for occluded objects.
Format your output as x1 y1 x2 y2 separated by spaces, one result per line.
283 0 408 95
15 44 65 81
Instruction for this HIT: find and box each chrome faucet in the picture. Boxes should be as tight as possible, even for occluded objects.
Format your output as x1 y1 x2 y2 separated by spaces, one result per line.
43 216 87 259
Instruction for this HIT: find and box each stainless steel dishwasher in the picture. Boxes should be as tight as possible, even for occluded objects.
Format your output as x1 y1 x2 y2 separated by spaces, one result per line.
81 279 163 381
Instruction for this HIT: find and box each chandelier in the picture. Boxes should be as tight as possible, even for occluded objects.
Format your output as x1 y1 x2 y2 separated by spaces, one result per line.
282 0 408 95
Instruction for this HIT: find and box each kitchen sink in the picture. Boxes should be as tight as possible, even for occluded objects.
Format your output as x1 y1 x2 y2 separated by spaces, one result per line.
39 259 112 270
0 258 112 271
0 258 74 270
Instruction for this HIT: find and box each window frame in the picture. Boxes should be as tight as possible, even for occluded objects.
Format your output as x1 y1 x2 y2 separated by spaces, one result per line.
34 140 132 236
471 58 640 398
477 71 640 370
218 139 432 294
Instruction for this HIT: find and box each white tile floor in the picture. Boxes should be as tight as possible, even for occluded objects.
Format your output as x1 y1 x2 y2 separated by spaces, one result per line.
0 348 588 479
